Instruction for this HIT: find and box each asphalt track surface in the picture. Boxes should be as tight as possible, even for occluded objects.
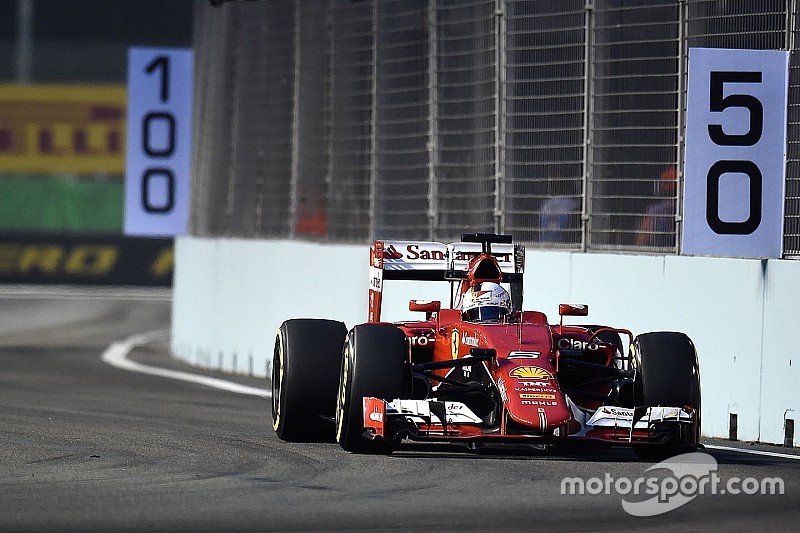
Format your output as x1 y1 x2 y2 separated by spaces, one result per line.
1 291 799 532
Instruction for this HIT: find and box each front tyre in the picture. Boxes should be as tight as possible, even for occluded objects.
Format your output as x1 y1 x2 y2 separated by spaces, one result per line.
631 331 701 460
272 319 347 442
335 324 407 454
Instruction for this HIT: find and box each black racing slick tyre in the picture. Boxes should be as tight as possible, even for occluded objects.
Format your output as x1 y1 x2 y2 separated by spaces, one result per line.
335 324 407 454
271 319 347 442
631 331 701 460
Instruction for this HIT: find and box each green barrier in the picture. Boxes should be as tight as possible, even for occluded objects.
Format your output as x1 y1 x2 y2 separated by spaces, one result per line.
0 174 123 233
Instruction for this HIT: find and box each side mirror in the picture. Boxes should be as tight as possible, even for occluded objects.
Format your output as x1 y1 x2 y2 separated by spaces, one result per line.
409 300 441 314
559 303 588 317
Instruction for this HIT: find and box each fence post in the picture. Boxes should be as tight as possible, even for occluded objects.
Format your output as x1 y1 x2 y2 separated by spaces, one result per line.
325 1 335 240
368 0 378 241
675 0 688 254
289 0 301 239
225 6 242 237
427 0 439 241
494 0 506 234
580 0 594 252
15 0 33 84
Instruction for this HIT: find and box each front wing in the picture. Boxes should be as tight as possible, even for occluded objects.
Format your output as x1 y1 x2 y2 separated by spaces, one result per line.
362 397 697 447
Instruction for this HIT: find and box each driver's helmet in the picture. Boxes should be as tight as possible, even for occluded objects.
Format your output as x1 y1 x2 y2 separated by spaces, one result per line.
460 282 512 322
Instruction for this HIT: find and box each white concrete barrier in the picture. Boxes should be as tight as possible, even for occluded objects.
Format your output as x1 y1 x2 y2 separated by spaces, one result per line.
172 236 800 445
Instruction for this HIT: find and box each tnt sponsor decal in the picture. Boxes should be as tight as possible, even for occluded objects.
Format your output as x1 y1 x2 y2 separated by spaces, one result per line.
509 366 553 380
0 85 126 174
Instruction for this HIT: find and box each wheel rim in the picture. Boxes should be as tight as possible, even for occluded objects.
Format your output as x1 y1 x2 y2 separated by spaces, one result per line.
335 341 350 443
271 333 283 431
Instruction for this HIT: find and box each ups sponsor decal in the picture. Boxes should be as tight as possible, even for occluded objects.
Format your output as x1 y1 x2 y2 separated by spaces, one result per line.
0 234 172 286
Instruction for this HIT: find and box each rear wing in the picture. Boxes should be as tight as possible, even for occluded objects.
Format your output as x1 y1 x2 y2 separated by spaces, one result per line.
369 235 525 322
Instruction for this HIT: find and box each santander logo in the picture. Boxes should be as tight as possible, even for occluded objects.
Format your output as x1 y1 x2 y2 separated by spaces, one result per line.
384 245 403 260
382 242 512 263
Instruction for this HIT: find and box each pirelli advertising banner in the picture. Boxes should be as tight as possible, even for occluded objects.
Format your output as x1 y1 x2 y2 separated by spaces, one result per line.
0 85 126 174
0 235 172 286
683 48 789 259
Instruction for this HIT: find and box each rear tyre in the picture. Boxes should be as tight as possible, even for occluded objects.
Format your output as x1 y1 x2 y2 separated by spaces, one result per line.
631 331 701 460
271 319 347 442
335 324 407 454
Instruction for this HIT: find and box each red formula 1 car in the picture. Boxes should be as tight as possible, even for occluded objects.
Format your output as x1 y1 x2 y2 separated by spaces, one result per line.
271 233 700 458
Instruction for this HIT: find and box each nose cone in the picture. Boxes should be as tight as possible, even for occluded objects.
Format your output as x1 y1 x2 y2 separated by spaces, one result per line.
497 360 572 433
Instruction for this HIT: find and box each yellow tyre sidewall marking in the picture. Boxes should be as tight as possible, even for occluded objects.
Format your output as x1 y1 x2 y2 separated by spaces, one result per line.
336 340 350 443
272 329 284 431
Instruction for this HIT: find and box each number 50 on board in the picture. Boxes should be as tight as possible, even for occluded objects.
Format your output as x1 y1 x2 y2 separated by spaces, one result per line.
683 48 789 259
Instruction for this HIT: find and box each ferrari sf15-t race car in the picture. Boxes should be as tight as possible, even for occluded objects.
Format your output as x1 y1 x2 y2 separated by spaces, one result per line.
271 233 700 459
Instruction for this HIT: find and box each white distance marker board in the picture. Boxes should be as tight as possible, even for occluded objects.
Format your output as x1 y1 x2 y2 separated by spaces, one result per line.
125 47 193 237
683 47 789 259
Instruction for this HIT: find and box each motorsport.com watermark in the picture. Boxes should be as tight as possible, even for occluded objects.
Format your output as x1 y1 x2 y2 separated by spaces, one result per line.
561 452 785 517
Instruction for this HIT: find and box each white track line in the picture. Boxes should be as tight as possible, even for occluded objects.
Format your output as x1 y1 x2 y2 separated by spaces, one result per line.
705 444 800 461
102 331 270 398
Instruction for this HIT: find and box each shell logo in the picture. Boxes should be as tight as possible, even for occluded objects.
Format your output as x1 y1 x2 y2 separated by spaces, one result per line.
509 366 552 380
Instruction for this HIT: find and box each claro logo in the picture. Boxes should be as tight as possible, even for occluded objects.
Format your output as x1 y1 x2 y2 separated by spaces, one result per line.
558 337 600 351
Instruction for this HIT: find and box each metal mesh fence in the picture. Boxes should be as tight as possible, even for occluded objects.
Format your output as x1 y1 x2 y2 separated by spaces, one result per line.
191 3 236 236
328 0 374 242
227 4 273 237
503 0 586 247
687 0 787 50
191 0 800 259
589 1 680 252
293 1 330 240
373 0 430 240
256 1 296 238
433 0 498 242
